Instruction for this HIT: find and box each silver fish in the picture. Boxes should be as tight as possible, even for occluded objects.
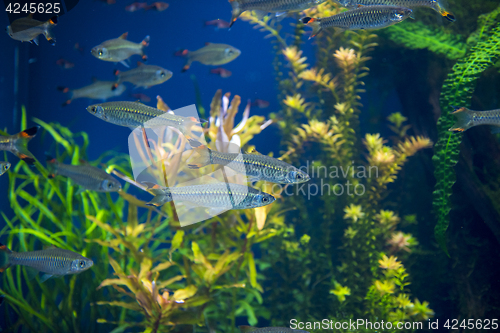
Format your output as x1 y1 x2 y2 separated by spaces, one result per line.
188 145 310 184
91 32 150 67
302 6 412 37
58 78 126 106
335 0 454 21
114 62 172 89
0 126 39 165
0 243 93 281
449 106 500 132
6 15 57 45
180 43 241 72
144 182 276 209
229 0 326 27
0 162 11 176
239 326 310 333
46 156 122 192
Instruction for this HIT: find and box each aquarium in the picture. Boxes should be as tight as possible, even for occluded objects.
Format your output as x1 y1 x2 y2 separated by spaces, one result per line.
0 0 499 332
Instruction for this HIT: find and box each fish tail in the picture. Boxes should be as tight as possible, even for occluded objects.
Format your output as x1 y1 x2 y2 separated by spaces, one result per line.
0 243 12 273
174 49 189 57
9 127 39 165
229 0 242 28
449 106 473 132
111 83 120 91
301 17 322 39
188 145 212 169
434 0 455 22
44 16 58 45
57 86 70 94
181 59 192 72
61 99 72 107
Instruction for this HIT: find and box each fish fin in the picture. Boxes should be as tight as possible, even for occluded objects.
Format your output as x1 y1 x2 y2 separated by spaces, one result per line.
182 60 192 73
39 274 53 283
119 32 128 39
61 99 72 107
9 127 39 165
0 243 12 274
174 49 189 57
409 13 415 20
441 10 455 22
32 36 39 46
48 16 58 25
275 11 287 17
142 181 160 189
448 106 472 132
120 60 130 68
142 54 148 61
91 76 99 83
157 95 170 111
301 17 322 39
229 0 241 28
146 194 172 207
111 83 120 91
141 35 150 47
187 145 212 169
57 86 70 93
238 326 258 333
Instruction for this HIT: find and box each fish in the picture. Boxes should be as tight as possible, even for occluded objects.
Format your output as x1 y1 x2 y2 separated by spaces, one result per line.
205 19 231 29
113 61 172 89
58 78 126 106
0 243 93 282
56 58 75 69
177 43 241 72
6 14 57 45
130 93 151 103
0 127 39 165
143 182 276 209
239 326 310 333
301 5 412 38
188 145 310 184
46 156 122 192
86 101 204 142
91 32 150 67
148 2 169 11
125 2 151 11
0 162 11 177
251 99 270 108
448 106 500 132
228 0 326 27
210 67 233 78
336 0 454 21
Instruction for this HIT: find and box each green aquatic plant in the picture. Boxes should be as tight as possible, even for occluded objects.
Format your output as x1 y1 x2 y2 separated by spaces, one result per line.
432 6 500 254
383 21 467 60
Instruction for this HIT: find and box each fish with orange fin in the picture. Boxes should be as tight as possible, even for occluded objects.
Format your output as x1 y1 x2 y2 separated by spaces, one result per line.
147 2 169 11
210 67 232 78
0 127 39 165
6 14 58 45
58 77 126 106
113 61 172 89
91 32 150 67
205 19 231 29
176 43 240 72
449 106 500 132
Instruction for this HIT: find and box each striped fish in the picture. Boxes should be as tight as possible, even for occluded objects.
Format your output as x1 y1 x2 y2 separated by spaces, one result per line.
229 0 326 27
0 243 93 281
188 145 310 184
449 106 500 132
0 161 11 177
302 6 412 37
86 101 203 140
91 32 150 67
46 156 122 192
144 182 275 209
336 0 454 21
0 126 39 165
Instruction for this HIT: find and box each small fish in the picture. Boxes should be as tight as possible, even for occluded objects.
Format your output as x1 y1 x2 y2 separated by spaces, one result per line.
449 106 500 132
239 326 310 333
58 78 126 106
74 42 85 54
188 145 310 184
251 99 270 108
205 19 231 29
56 58 75 69
336 0 454 21
130 93 151 103
125 2 150 11
144 182 276 209
0 127 39 165
210 67 233 78
113 61 172 89
46 156 122 192
91 32 150 67
302 5 412 38
86 101 203 140
148 2 169 11
0 162 11 177
229 0 326 27
0 243 93 281
177 43 241 72
6 15 57 45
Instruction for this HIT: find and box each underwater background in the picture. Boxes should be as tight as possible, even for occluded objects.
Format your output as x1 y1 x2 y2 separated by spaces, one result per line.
0 0 500 332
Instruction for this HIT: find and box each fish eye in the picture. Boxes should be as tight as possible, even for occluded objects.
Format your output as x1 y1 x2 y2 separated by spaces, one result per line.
98 49 103 56
262 196 269 203
79 260 85 268
296 173 303 180
107 182 114 189
160 72 165 77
